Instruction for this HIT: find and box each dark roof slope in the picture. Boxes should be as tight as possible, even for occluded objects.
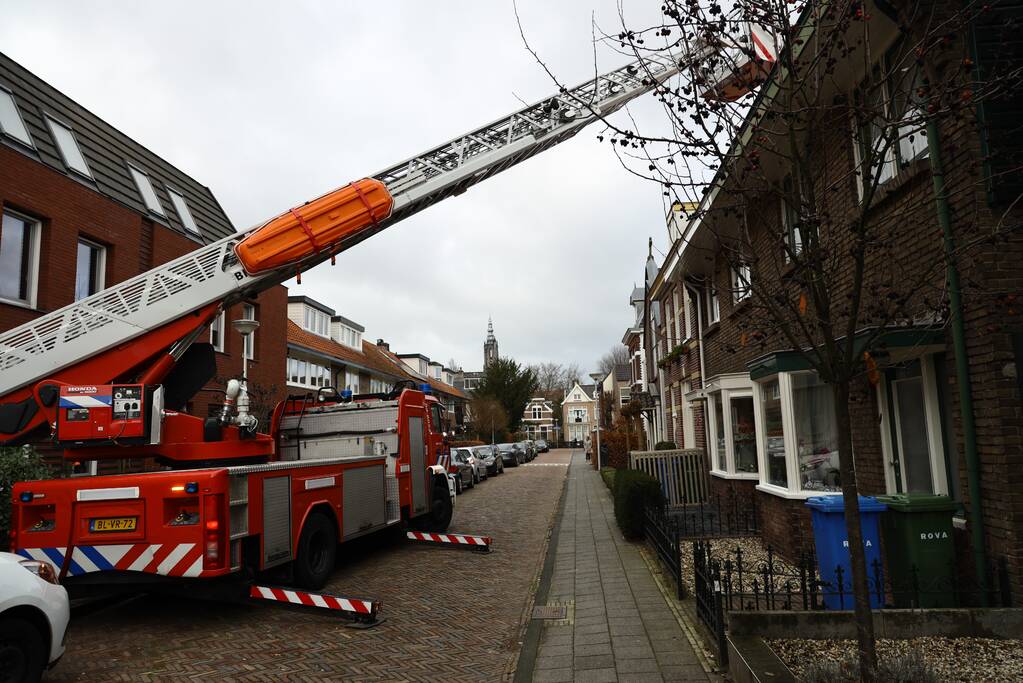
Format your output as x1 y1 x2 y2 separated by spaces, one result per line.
0 52 235 243
614 364 631 382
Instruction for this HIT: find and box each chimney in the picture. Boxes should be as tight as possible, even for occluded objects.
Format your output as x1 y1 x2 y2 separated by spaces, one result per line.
376 339 389 351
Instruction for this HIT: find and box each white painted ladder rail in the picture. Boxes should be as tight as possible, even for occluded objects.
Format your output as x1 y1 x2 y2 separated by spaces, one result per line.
0 48 696 400
629 449 709 507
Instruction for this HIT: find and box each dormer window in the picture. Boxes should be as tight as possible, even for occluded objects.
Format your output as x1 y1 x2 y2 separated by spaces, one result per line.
303 306 330 337
128 164 164 215
167 187 201 236
336 323 362 349
46 116 91 178
0 87 32 147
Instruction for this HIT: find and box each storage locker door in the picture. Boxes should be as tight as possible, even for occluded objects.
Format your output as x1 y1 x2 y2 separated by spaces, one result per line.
408 416 428 515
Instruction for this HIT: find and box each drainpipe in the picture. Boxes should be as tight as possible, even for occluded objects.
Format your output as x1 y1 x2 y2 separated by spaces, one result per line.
926 118 988 600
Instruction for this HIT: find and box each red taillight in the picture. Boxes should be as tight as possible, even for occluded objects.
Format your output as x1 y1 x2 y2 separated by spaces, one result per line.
203 494 225 569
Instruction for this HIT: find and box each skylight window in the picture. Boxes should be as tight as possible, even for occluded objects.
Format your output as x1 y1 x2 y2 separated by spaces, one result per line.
167 188 201 235
0 88 32 146
128 165 165 215
45 116 91 177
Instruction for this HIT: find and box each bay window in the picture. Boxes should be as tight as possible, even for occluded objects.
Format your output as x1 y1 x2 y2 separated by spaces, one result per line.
753 370 842 497
760 379 787 488
705 374 759 478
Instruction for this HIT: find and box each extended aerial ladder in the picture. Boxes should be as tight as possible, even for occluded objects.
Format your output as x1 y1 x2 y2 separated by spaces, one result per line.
4 30 777 604
0 30 776 456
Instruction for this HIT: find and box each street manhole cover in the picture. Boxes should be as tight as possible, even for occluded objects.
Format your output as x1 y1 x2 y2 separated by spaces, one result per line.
532 605 567 620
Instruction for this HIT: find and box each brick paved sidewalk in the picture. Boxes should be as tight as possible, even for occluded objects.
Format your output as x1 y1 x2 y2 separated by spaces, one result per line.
532 453 710 682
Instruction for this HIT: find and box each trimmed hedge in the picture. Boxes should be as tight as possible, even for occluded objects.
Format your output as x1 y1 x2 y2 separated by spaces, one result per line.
612 468 665 540
600 467 616 491
654 441 677 451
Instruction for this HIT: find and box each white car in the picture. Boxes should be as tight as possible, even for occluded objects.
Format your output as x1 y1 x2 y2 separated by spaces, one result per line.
0 551 70 682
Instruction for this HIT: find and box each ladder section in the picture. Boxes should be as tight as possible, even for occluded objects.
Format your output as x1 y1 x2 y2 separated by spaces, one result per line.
0 49 695 399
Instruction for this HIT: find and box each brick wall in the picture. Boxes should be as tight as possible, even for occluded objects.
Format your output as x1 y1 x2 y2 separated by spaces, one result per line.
1 146 288 471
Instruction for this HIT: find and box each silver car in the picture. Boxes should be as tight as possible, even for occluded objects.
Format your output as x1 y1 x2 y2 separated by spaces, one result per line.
452 447 487 484
472 445 504 476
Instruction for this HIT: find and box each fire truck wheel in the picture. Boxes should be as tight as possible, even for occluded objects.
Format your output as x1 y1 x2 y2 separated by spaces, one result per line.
0 616 45 683
293 512 337 590
423 480 453 532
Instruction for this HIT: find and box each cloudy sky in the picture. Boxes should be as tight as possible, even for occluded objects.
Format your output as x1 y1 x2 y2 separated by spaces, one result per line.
0 1 678 375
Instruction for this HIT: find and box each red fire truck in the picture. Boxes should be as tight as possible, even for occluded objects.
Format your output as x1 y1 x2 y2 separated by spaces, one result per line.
1 32 773 595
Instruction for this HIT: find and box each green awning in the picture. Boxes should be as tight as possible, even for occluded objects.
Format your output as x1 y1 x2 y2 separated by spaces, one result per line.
747 326 945 380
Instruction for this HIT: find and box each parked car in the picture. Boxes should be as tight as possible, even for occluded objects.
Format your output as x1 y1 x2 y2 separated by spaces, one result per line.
525 440 538 460
496 442 521 467
0 552 70 682
448 448 475 492
518 441 536 461
453 447 487 484
536 438 549 453
473 445 504 475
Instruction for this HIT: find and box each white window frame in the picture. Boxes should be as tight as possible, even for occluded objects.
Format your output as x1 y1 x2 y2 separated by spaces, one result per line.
344 369 359 392
705 375 759 479
705 281 720 324
0 208 41 309
210 311 226 352
731 263 751 303
242 303 256 360
166 187 201 236
681 287 694 342
753 371 843 500
853 46 929 201
127 164 165 216
0 86 33 147
45 114 92 178
74 238 106 301
781 176 805 261
877 354 949 496
303 306 330 337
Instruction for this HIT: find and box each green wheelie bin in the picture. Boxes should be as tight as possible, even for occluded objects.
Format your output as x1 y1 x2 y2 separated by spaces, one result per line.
877 493 958 608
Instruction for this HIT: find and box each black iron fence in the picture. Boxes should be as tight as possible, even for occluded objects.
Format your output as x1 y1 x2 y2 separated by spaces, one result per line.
645 506 685 599
666 493 758 539
692 540 1014 667
644 494 760 601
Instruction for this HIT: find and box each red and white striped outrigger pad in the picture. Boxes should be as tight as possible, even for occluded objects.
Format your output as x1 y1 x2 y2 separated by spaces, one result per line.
406 531 492 551
249 585 377 617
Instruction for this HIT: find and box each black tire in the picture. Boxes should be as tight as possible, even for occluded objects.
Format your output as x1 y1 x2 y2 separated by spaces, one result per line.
0 617 45 683
293 512 337 590
420 479 453 532
455 477 462 494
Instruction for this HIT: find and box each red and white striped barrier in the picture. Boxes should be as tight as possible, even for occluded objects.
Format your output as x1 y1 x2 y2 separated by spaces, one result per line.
249 585 379 622
406 531 492 552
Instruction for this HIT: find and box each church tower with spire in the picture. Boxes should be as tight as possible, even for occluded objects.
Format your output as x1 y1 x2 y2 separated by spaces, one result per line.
483 317 499 368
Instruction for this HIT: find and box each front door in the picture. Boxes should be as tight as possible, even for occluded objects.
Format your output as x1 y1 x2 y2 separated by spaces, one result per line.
884 356 948 494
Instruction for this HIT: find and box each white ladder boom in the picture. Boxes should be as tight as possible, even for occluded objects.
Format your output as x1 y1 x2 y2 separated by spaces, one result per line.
0 48 695 397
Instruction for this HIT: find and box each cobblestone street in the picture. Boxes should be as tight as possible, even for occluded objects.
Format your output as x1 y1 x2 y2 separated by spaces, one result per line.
49 450 573 682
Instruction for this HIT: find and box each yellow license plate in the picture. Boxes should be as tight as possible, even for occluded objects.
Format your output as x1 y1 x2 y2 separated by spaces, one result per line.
89 517 137 532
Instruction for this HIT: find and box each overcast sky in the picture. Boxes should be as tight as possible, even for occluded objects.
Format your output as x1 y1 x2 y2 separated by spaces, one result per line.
0 1 677 376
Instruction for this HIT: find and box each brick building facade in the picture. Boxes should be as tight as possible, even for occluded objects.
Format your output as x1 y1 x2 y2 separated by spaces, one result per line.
0 53 286 474
641 5 1023 599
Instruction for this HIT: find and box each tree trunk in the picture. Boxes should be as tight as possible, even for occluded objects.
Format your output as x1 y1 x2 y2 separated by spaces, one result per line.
832 382 878 681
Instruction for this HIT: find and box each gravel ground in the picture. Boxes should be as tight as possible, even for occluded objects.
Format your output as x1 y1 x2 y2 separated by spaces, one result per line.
769 637 1023 682
680 536 805 598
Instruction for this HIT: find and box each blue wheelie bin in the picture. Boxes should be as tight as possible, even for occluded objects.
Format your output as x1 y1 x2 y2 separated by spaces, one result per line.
806 495 887 609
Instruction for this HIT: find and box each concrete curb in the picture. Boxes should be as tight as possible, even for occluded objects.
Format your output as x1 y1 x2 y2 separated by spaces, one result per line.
508 452 572 682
